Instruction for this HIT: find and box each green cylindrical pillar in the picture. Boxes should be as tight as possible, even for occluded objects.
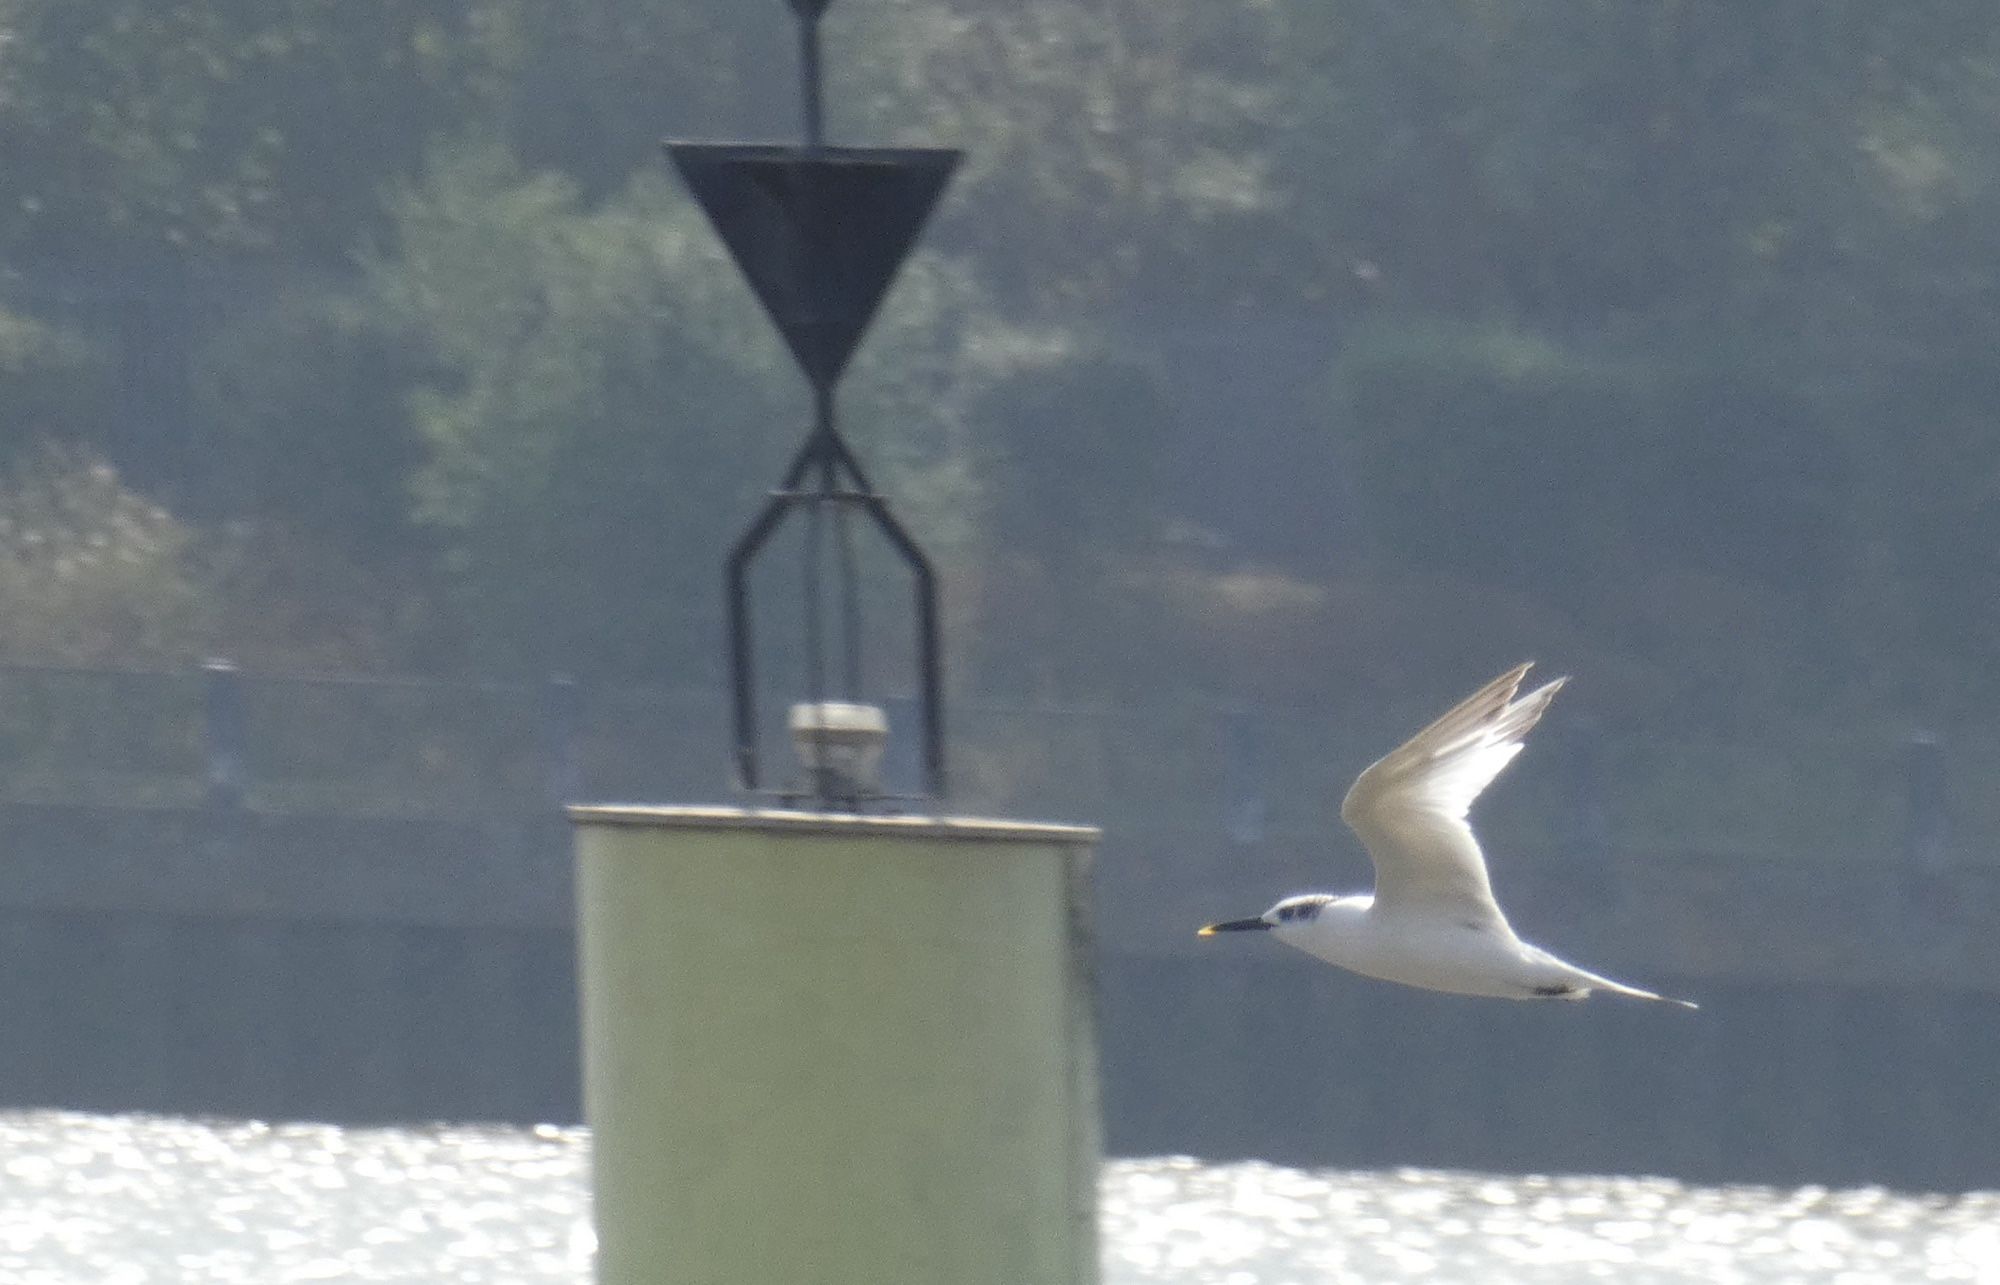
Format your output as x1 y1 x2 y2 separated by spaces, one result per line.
570 805 1101 1285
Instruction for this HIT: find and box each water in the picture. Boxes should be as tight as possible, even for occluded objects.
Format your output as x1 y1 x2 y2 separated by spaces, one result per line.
1 1111 1994 1284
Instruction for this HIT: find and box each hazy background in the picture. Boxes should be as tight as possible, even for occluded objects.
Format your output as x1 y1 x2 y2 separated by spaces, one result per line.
3 0 2000 1192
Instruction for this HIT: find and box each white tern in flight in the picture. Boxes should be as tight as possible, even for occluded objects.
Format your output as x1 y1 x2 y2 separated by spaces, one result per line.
1200 663 1696 1008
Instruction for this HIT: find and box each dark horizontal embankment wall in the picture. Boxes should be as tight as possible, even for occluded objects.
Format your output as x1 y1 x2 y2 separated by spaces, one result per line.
1 902 1995 1193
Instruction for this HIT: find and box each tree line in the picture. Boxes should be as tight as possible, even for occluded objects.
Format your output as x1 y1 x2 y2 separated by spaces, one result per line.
3 0 1999 762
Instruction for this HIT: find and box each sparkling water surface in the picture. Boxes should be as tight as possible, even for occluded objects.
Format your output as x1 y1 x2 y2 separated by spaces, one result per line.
1 1111 1994 1284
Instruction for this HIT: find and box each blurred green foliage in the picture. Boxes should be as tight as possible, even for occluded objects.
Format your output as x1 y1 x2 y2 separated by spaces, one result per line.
1 0 1999 797
0 444 211 663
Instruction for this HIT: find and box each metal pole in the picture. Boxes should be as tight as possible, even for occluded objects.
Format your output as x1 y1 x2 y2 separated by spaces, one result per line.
914 558 944 797
725 560 758 790
802 476 827 716
726 500 790 791
800 13 824 147
860 494 945 797
835 451 864 703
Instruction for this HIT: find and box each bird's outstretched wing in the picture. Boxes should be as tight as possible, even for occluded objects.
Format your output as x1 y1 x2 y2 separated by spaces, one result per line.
1339 662 1566 928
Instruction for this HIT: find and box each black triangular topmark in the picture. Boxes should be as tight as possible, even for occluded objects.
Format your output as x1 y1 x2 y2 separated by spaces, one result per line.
668 143 960 389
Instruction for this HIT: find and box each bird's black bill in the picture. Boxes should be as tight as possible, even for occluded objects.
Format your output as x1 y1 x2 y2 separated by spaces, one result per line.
1197 917 1271 937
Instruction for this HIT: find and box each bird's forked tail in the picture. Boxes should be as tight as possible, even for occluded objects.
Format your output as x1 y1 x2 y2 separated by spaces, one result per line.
1586 974 1699 1010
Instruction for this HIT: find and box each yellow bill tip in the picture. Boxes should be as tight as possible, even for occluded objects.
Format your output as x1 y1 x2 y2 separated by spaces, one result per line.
1196 924 1217 937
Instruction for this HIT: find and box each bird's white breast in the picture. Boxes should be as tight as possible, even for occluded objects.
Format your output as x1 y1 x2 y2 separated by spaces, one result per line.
1277 908 1542 1001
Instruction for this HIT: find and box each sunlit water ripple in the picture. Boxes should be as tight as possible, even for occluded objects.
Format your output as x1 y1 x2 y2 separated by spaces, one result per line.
1 1111 1993 1284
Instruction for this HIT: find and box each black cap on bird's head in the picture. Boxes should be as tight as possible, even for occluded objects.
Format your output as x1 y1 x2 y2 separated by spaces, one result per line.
1198 895 1337 938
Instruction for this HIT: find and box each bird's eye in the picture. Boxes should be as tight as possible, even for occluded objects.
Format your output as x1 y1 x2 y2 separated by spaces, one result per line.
1278 905 1294 921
